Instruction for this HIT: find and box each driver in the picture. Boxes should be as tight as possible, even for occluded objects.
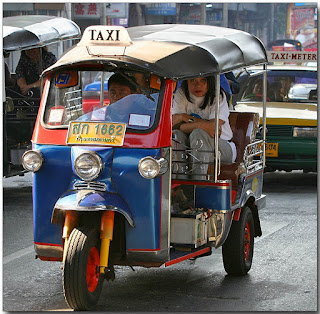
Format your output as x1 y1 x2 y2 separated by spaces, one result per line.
108 73 137 104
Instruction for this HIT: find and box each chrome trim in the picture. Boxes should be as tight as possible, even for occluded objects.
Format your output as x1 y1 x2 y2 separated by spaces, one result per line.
21 150 44 172
255 194 266 210
54 204 135 227
243 140 264 174
138 156 169 179
73 181 107 191
207 210 233 248
74 150 103 182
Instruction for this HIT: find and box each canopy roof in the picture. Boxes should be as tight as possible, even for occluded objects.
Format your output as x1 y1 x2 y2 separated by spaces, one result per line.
3 15 81 52
43 24 267 80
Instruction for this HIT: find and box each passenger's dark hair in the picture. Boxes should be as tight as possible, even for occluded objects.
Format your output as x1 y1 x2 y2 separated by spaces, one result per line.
21 47 48 58
108 73 137 93
181 76 217 110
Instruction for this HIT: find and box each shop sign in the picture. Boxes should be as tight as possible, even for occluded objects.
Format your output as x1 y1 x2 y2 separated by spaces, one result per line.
3 3 33 11
291 7 316 48
145 3 176 15
181 5 201 21
105 3 128 18
74 3 100 19
292 8 314 30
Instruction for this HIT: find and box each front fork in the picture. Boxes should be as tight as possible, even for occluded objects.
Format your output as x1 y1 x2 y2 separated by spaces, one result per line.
62 210 115 275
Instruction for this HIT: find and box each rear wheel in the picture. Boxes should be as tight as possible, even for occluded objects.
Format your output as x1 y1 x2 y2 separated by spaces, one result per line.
63 227 104 310
222 206 254 275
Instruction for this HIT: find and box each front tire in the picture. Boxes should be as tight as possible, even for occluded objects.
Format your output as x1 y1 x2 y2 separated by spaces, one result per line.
63 227 104 310
222 206 254 275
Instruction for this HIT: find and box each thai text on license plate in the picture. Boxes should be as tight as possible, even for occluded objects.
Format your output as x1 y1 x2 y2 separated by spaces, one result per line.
67 121 126 146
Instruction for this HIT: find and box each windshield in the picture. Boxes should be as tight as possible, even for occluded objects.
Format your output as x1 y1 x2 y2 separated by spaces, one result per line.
43 70 162 131
240 70 317 103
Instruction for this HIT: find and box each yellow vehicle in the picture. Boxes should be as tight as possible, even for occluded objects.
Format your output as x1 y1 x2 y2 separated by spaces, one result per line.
235 61 317 173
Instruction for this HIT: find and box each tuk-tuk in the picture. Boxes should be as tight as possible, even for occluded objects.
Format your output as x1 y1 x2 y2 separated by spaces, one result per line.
22 24 268 310
3 15 81 177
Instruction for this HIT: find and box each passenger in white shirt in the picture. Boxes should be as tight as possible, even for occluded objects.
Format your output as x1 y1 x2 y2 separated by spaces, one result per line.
172 76 236 180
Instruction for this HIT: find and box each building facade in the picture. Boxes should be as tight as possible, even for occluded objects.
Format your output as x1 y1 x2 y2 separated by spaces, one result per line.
3 3 318 52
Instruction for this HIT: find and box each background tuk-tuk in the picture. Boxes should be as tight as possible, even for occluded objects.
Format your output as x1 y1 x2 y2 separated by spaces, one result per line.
21 24 268 310
3 15 81 177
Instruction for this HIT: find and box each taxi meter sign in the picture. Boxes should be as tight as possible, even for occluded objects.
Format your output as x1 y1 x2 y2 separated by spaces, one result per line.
267 51 317 63
79 25 133 47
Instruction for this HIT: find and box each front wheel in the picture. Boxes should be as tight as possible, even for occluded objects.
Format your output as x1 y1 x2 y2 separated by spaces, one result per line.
222 206 254 275
63 227 104 310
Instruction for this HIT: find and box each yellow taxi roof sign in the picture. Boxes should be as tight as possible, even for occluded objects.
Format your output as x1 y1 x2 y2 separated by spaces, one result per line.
79 25 133 47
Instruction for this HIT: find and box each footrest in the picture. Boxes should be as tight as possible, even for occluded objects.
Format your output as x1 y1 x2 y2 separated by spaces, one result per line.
165 246 211 267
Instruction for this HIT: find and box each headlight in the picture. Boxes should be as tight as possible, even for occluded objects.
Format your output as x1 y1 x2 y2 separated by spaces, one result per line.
74 151 103 181
138 156 168 179
22 150 43 172
293 127 317 137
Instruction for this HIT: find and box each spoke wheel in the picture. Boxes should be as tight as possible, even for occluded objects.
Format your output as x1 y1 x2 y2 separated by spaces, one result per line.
63 227 104 310
222 206 255 276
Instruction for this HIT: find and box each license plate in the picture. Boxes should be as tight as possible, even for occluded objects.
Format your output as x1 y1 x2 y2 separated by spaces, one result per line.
265 142 278 157
67 121 126 146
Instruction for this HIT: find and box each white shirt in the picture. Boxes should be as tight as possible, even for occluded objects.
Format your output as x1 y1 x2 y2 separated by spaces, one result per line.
172 88 237 162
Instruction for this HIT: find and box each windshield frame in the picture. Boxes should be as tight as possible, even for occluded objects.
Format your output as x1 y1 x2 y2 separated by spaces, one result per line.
40 68 165 134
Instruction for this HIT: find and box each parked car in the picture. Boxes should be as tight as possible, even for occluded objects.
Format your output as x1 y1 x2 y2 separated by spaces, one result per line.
234 64 317 173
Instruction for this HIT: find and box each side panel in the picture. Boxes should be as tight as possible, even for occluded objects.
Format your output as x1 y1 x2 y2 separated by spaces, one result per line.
195 184 231 211
33 144 72 246
112 147 170 263
235 169 264 208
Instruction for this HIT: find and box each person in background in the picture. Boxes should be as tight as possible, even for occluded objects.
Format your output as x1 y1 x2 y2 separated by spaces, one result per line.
225 71 240 97
15 47 56 97
220 72 240 107
4 52 15 87
172 76 236 180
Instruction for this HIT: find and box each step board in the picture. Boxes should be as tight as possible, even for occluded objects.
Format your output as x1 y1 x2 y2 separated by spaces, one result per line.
165 246 211 267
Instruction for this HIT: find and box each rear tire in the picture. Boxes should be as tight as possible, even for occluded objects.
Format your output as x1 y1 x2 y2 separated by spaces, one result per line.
222 206 254 275
63 227 104 310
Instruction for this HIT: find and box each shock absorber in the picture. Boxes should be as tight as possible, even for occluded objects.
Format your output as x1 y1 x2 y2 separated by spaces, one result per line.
62 211 78 264
100 211 115 274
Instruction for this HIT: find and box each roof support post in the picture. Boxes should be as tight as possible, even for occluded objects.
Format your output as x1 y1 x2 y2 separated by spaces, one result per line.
262 64 267 168
214 74 220 182
100 72 105 107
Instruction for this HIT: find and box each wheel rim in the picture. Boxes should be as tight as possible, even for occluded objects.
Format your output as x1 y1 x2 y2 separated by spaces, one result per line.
244 221 251 261
86 247 100 292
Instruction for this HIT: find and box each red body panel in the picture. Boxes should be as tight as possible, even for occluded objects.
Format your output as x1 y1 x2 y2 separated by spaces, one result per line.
32 79 174 148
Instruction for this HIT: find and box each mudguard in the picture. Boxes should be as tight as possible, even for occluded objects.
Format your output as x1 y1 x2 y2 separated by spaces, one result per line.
53 189 135 227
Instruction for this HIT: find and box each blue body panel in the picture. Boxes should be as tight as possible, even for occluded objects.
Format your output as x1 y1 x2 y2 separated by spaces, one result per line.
195 185 231 211
55 190 134 227
33 144 162 251
112 148 162 250
33 144 72 245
